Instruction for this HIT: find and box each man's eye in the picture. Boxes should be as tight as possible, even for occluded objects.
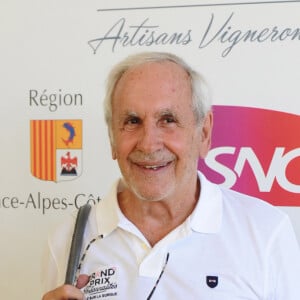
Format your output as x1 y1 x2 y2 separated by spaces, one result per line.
161 115 176 124
164 117 175 123
126 117 140 125
123 117 141 130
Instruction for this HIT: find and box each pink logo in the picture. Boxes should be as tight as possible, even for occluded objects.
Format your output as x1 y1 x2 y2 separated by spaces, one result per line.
198 105 300 206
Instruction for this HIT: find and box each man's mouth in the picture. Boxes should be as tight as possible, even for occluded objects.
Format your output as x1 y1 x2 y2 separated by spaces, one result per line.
135 161 171 171
142 162 170 170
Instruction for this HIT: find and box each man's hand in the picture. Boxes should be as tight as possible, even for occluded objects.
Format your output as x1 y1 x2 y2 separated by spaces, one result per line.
42 284 84 300
42 274 90 300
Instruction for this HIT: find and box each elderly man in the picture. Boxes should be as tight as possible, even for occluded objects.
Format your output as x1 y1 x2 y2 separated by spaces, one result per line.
42 52 300 299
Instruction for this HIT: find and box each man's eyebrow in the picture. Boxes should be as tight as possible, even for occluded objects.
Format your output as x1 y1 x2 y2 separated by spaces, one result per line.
116 111 140 124
156 109 178 118
120 111 139 118
117 109 178 121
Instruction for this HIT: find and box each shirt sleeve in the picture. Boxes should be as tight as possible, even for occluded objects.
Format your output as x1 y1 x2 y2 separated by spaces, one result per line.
40 236 60 294
266 215 300 299
40 214 76 296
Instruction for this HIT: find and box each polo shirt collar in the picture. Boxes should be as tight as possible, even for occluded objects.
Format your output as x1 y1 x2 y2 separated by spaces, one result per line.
96 172 223 237
189 171 223 234
96 180 156 242
95 179 122 237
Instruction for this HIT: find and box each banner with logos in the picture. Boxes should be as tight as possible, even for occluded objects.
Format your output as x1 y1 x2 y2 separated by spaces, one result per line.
1 1 300 299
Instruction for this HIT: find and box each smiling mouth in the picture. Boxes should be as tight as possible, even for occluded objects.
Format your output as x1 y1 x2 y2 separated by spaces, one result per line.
136 161 171 170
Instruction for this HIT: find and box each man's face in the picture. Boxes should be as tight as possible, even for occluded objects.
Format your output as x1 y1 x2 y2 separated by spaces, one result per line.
111 61 212 202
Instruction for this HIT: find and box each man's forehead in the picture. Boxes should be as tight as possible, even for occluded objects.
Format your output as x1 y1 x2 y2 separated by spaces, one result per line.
116 61 190 88
112 61 193 117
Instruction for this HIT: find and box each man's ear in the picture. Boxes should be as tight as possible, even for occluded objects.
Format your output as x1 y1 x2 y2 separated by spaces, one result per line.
199 111 213 158
111 147 117 160
110 139 117 160
109 130 117 160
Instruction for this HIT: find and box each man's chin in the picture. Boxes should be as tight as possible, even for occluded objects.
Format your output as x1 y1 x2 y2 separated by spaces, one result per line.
131 187 170 202
121 178 173 202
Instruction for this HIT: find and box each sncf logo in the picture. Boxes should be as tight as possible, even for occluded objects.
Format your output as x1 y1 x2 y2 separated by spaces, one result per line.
198 106 300 206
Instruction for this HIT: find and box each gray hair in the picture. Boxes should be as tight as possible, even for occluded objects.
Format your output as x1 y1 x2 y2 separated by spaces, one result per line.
103 51 211 140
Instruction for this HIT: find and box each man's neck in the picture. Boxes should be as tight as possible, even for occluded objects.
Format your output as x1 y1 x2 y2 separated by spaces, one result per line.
117 181 200 246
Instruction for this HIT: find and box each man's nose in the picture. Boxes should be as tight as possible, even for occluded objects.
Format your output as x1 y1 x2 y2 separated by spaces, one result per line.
137 122 162 153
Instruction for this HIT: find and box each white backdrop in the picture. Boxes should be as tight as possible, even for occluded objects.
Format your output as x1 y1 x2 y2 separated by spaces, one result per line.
1 1 300 299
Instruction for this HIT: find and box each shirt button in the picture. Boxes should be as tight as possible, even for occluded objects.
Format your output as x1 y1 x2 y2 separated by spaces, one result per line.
141 242 149 251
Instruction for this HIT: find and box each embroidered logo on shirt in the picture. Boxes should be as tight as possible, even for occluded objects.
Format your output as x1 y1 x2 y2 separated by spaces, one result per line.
83 266 118 299
206 275 218 288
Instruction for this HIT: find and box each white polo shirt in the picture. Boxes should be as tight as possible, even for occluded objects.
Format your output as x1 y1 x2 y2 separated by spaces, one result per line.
42 172 300 299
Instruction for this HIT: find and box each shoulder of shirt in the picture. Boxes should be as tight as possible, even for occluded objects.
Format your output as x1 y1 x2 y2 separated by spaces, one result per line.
218 184 288 226
199 171 286 221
